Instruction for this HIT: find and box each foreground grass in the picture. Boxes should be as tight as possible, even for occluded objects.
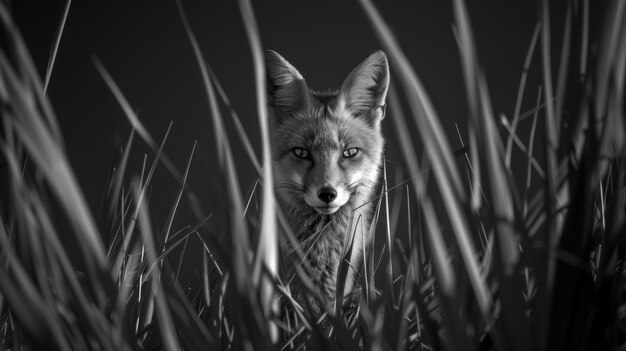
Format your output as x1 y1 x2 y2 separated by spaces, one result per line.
1 0 625 350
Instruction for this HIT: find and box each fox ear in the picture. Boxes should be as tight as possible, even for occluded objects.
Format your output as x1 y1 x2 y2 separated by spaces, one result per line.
265 50 309 116
339 51 389 122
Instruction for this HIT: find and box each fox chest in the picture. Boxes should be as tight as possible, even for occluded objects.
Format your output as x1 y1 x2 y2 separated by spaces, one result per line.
293 211 353 298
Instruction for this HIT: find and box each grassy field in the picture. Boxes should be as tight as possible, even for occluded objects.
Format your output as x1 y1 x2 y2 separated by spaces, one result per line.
1 0 625 350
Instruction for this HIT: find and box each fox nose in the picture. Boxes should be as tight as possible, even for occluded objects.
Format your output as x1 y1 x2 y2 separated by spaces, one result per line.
318 187 337 204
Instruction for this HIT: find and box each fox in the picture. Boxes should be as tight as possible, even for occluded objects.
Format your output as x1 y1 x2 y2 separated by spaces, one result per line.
266 50 389 314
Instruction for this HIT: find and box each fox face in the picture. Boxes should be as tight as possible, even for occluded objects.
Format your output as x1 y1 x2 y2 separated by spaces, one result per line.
266 51 389 216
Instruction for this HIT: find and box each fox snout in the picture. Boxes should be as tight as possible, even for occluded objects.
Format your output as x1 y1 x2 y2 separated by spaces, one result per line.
303 178 352 214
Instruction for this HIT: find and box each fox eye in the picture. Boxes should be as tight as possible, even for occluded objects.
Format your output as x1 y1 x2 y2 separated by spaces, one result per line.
343 148 359 158
292 147 310 159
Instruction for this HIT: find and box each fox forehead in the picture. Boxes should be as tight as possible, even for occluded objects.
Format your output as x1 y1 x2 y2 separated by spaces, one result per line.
271 93 382 156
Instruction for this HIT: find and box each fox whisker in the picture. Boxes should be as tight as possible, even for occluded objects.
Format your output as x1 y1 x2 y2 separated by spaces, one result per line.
274 181 305 191
275 180 304 187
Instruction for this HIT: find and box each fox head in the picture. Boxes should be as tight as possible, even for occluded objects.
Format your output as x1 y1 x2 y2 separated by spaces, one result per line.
266 51 389 215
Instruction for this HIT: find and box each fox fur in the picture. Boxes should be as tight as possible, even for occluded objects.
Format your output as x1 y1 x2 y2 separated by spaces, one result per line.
266 50 389 313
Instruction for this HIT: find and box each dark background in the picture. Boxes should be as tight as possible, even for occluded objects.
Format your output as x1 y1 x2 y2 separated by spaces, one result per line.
9 0 556 251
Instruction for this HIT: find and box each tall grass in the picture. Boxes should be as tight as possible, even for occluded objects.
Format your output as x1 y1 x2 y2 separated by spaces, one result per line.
1 0 625 350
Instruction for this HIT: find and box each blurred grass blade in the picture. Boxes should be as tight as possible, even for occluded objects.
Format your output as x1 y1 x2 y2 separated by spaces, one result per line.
500 114 545 178
173 4 276 348
539 0 565 315
112 123 172 270
43 0 72 94
0 3 62 142
93 58 157 150
505 22 540 167
382 159 395 303
174 0 249 293
387 83 473 349
523 87 543 217
162 141 197 245
579 0 590 79
239 0 279 342
105 129 135 235
453 0 531 348
134 182 180 351
387 85 457 304
357 1 465 201
208 68 262 173
1 55 107 269
554 2 572 134
0 213 71 350
93 56 208 225
335 214 360 316
359 0 492 317
540 0 559 147
161 267 218 349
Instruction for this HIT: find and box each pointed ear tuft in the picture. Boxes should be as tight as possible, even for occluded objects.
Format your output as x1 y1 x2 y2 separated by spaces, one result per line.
339 51 390 122
265 50 309 116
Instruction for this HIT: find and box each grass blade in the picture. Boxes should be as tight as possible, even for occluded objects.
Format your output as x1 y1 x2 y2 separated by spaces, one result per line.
505 23 541 167
359 0 492 318
43 0 72 94
134 182 180 351
239 0 280 342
